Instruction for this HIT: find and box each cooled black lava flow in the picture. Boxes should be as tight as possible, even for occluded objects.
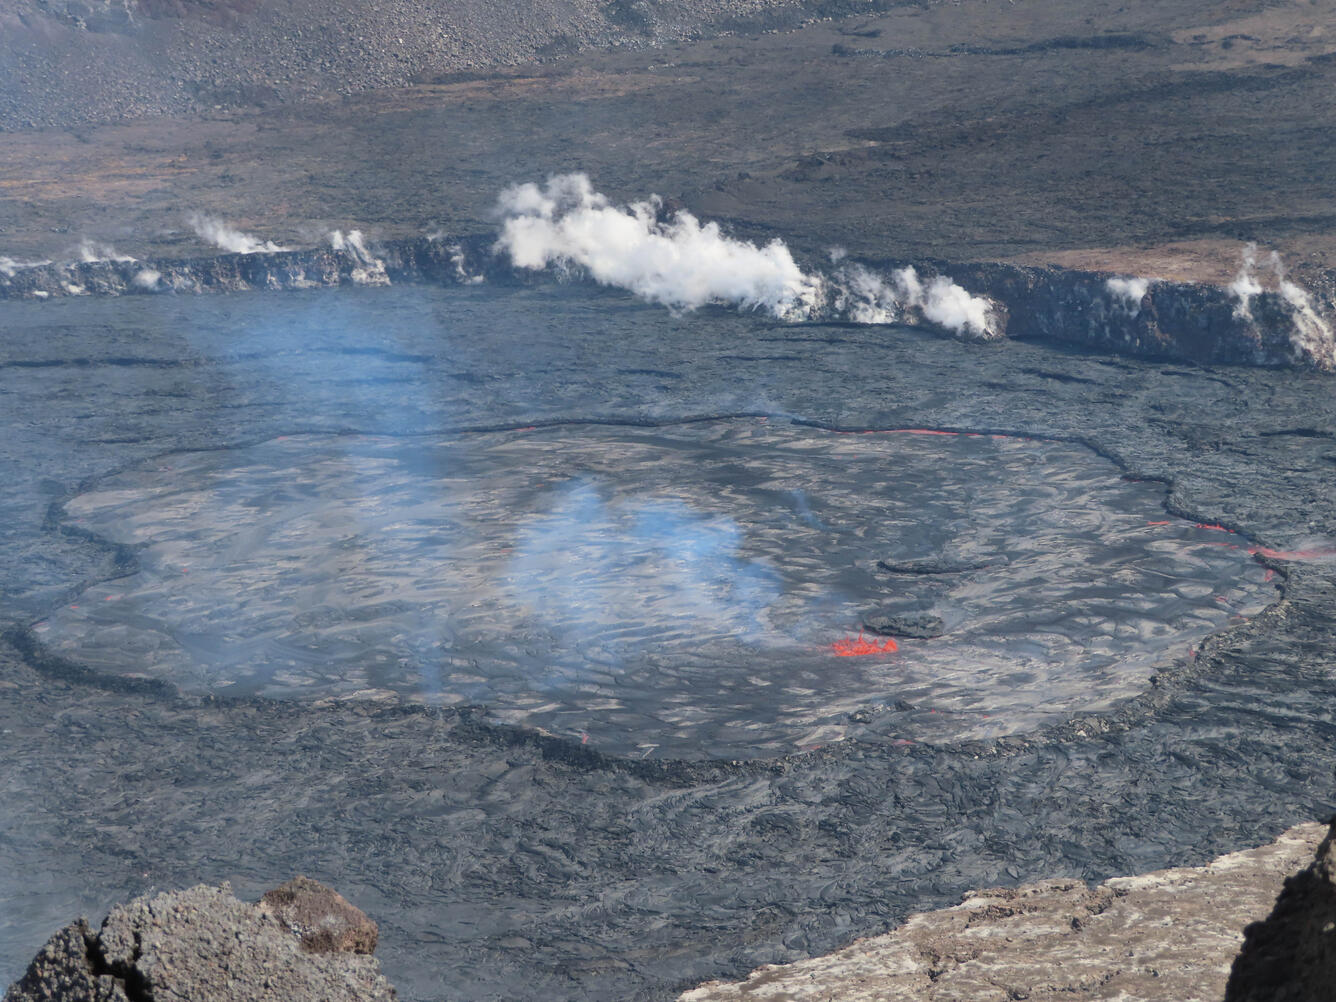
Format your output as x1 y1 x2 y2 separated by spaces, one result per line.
0 283 1335 1002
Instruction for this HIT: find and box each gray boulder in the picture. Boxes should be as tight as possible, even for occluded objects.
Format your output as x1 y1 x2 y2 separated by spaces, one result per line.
862 611 947 639
4 881 396 1002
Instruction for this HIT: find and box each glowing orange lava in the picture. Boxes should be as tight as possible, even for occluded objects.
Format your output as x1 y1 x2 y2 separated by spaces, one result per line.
832 632 899 657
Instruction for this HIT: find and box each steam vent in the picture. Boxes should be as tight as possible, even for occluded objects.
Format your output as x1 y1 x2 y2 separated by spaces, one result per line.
4 1 1336 1001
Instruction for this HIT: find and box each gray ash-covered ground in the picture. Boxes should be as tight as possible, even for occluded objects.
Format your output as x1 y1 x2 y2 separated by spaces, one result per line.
0 0 827 131
6 0 1336 282
1 282 1334 1000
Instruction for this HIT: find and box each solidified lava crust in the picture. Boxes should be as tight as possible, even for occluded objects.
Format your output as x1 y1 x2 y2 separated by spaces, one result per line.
0 284 1334 1002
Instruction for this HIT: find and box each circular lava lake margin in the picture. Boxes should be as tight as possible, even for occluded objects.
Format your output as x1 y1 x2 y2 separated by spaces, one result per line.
36 418 1274 759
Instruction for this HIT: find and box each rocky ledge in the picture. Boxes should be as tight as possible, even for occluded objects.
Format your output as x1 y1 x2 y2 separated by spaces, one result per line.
682 820 1331 1002
1226 817 1336 1001
3 237 1334 372
3 878 396 1002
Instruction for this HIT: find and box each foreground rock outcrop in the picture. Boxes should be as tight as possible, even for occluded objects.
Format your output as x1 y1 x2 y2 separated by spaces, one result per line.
1226 819 1336 1001
682 822 1326 1002
3 880 396 1002
259 876 380 956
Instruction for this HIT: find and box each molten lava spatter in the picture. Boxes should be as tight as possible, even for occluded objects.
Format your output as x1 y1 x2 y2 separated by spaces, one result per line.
832 632 899 657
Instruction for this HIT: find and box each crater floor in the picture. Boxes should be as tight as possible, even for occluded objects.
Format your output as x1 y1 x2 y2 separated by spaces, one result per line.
0 283 1334 1001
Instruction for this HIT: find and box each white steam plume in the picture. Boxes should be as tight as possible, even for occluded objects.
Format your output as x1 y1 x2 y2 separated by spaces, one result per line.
1228 243 1335 366
495 173 823 320
76 238 135 264
896 266 995 337
0 255 52 277
329 228 374 263
448 242 486 285
133 269 162 290
1279 276 1336 369
187 213 289 254
1106 276 1149 312
830 263 995 335
329 228 389 285
831 261 901 324
1229 243 1264 318
494 174 998 337
423 230 484 283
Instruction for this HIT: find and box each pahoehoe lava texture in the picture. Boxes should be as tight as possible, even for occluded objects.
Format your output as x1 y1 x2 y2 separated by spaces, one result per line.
1 283 1335 1002
33 421 1271 757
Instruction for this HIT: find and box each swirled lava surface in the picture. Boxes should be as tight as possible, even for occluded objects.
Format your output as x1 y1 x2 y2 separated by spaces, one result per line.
36 419 1272 758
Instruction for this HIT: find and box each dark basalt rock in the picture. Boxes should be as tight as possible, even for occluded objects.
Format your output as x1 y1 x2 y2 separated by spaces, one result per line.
862 611 947 639
1225 818 1336 1002
0 235 500 302
3 883 396 1002
934 260 1310 368
876 557 991 576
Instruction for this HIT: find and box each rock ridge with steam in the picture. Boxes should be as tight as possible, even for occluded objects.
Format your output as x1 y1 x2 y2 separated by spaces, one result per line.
2 880 396 1002
4 232 1336 370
